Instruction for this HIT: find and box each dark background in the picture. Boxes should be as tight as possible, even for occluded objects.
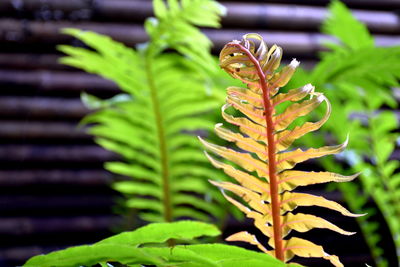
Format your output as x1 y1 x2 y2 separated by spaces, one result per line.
0 0 399 266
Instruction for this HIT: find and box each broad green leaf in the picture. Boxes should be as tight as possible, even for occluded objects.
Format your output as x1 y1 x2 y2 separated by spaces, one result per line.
23 244 163 267
98 221 220 246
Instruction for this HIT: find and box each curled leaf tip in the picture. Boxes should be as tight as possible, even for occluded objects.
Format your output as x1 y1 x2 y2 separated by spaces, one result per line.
289 58 300 68
302 83 314 92
343 134 350 148
354 213 367 217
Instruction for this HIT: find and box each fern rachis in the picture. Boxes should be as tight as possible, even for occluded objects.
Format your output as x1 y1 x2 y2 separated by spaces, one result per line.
200 34 362 266
144 52 172 222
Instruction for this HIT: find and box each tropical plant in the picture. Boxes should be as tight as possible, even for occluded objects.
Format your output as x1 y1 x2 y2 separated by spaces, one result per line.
23 221 301 267
287 1 400 266
200 33 361 266
58 0 238 225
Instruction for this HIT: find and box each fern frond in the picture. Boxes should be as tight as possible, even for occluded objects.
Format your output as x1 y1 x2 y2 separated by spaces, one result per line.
311 0 400 110
322 0 373 50
201 34 361 266
60 0 233 225
148 0 225 76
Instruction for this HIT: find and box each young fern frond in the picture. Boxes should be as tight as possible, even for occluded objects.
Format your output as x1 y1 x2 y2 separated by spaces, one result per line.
200 34 361 266
58 0 230 224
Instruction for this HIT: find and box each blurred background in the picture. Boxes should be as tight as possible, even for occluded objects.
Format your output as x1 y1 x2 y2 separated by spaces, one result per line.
0 0 400 266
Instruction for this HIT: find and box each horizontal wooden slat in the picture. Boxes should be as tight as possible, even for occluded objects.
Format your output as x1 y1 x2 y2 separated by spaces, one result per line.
0 169 112 186
0 145 116 163
222 3 400 34
0 121 89 140
0 195 114 213
1 20 400 56
0 97 88 119
0 19 147 46
0 1 399 33
0 216 119 235
239 0 400 9
2 0 400 14
0 69 117 92
0 53 71 70
0 0 152 22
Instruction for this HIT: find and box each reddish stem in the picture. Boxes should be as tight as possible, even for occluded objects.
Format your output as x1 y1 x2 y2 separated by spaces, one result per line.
229 43 284 261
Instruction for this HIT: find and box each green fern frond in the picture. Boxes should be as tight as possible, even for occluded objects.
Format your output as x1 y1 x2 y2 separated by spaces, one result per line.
311 47 400 109
147 0 225 75
59 0 231 224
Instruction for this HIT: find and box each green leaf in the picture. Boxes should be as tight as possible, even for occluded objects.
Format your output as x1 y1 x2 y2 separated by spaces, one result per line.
371 111 398 135
172 177 210 192
183 244 285 266
113 181 162 198
389 173 400 189
374 138 395 164
126 198 163 213
23 244 163 267
81 92 131 110
105 162 160 182
173 207 211 221
95 137 160 169
323 0 373 50
143 247 220 267
24 220 300 267
174 194 221 217
170 148 209 163
153 0 167 18
98 221 221 246
167 117 215 135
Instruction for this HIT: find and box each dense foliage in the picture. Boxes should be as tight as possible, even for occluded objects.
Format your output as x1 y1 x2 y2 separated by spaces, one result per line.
288 1 400 265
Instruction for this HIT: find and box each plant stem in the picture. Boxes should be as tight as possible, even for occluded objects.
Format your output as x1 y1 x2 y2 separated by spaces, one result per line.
262 87 283 261
144 53 172 223
231 44 284 261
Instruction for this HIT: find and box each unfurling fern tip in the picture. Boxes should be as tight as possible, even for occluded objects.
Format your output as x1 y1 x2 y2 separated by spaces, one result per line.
200 33 363 267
